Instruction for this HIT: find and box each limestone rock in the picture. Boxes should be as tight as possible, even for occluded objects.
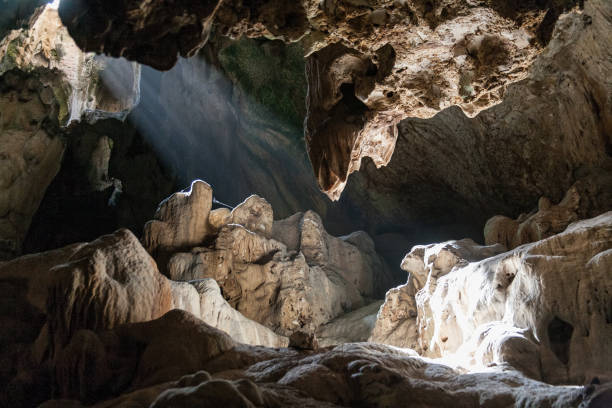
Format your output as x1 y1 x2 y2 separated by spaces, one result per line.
41 319 595 407
55 0 574 201
0 74 64 259
168 201 392 337
208 207 231 231
368 282 419 348
143 180 214 255
373 212 612 384
230 195 273 237
0 5 141 259
192 279 288 348
340 0 612 240
289 331 318 350
46 229 174 350
294 210 394 298
0 6 140 125
317 300 382 347
485 184 580 249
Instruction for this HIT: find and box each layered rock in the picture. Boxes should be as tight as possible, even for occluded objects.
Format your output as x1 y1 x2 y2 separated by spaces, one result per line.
372 212 612 384
159 186 394 336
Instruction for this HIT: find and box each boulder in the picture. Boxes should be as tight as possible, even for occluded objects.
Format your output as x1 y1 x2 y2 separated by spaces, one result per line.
143 180 213 255
372 212 612 384
46 229 174 350
230 195 273 237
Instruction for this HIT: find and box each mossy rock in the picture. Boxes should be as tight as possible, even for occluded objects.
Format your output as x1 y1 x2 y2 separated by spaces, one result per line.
218 37 307 130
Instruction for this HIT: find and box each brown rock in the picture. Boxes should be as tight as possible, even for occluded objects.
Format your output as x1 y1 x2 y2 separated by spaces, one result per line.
289 331 319 350
372 212 612 384
230 195 273 237
46 229 174 351
143 180 213 255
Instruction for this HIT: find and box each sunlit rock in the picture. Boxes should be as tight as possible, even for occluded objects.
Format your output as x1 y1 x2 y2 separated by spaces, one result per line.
33 315 595 407
230 194 273 237
143 180 214 255
208 207 231 232
46 229 174 351
192 278 289 348
372 212 612 384
165 191 393 337
331 0 612 235
0 5 141 259
55 0 594 201
0 6 140 125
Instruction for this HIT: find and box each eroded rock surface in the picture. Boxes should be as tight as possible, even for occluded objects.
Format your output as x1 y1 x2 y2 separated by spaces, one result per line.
159 186 394 337
0 5 141 259
485 176 612 249
342 0 612 242
55 0 583 201
372 213 612 385
25 310 604 408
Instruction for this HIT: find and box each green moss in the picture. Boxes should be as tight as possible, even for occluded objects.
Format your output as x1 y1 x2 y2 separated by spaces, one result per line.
218 37 307 130
51 85 69 124
5 37 22 63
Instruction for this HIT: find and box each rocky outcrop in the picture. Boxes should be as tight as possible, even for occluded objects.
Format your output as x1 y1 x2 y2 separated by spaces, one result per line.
316 300 382 347
0 6 140 125
56 0 581 201
160 184 394 337
371 212 612 385
0 5 141 259
143 180 214 256
25 310 605 408
485 176 612 249
0 70 65 260
45 229 175 352
341 0 612 243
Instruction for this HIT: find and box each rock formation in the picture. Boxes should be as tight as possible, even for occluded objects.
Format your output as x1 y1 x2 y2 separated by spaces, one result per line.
371 212 612 385
6 308 606 408
0 5 140 259
485 177 612 249
340 0 612 243
0 0 611 407
56 0 586 200
152 181 394 336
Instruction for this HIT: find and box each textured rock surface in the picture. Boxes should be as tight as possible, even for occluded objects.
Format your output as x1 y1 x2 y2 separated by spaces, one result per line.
0 5 141 259
166 200 393 336
143 180 214 256
192 279 289 348
317 300 382 347
0 71 64 259
485 177 612 249
45 229 174 351
0 6 140 125
372 213 612 385
18 310 605 408
56 0 581 200
341 0 612 242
